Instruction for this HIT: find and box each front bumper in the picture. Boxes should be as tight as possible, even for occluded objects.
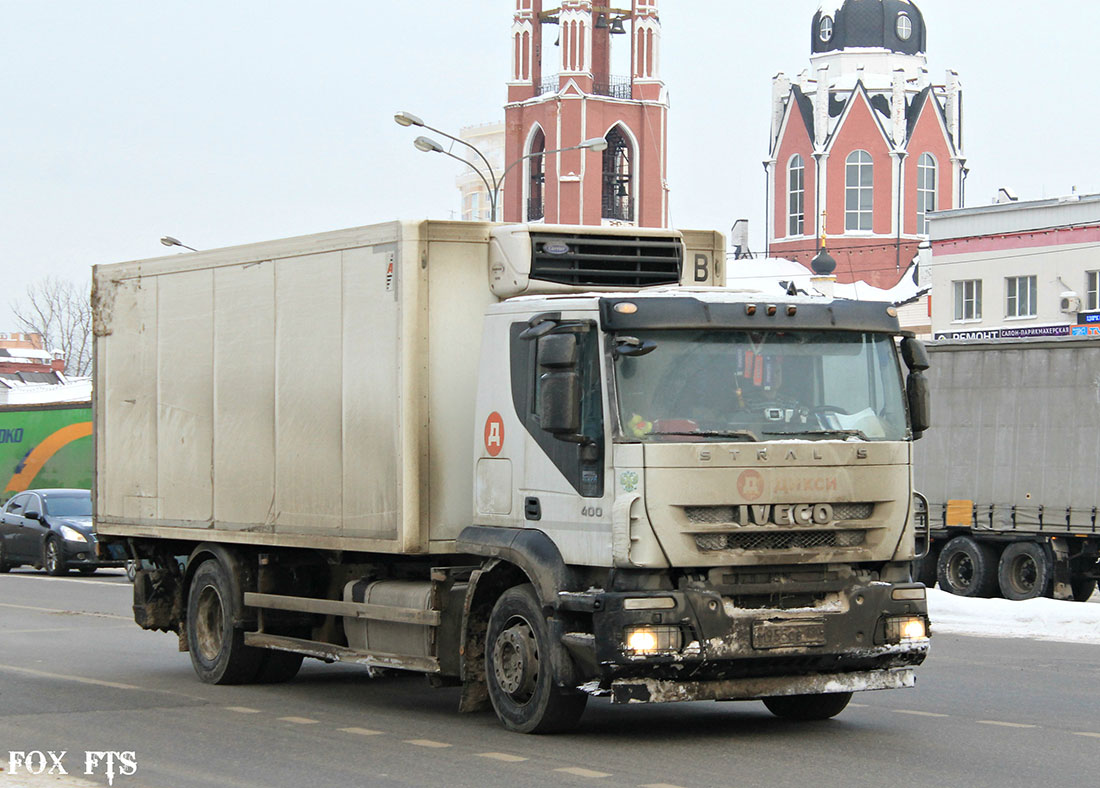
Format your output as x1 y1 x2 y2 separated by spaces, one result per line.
560 579 929 702
63 536 127 569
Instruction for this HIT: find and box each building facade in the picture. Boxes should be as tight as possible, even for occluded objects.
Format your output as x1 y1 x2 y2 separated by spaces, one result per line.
503 0 668 227
766 0 964 289
456 122 506 221
927 194 1100 340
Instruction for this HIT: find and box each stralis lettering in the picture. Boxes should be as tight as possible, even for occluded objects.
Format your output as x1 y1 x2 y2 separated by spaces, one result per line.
730 503 834 526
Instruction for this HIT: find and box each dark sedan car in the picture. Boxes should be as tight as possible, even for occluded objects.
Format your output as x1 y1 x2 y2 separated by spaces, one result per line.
0 489 126 575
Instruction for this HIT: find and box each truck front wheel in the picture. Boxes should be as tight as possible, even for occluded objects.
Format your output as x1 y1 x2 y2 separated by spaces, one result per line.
186 559 265 684
763 692 852 720
486 584 586 734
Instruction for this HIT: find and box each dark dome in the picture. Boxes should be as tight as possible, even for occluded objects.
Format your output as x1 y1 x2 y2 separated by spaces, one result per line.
812 0 926 56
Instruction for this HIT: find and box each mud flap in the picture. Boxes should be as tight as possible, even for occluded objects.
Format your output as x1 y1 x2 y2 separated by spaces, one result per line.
610 668 915 704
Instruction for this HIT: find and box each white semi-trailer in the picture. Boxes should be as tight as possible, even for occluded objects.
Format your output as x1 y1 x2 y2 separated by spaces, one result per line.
93 220 931 732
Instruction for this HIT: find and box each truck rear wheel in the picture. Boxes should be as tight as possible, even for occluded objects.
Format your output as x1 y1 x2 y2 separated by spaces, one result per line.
186 559 265 684
763 692 852 720
486 584 587 734
1070 576 1096 602
937 536 999 597
997 542 1052 600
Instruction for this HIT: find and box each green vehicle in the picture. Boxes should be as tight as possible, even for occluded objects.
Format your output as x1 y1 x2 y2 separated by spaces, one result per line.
0 402 92 504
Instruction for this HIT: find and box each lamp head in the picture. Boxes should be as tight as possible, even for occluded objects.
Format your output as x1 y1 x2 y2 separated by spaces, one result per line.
394 111 425 128
580 137 609 152
413 135 444 153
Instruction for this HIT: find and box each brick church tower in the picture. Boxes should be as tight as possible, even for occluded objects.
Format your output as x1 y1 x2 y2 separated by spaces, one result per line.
766 0 965 288
503 1 669 227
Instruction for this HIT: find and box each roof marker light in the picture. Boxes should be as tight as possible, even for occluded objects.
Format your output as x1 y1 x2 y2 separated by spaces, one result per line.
887 306 899 318
766 305 778 316
614 302 638 314
745 304 757 316
787 305 797 316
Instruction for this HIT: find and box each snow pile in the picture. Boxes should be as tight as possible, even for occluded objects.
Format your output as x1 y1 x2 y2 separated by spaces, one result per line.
725 257 925 307
928 588 1100 645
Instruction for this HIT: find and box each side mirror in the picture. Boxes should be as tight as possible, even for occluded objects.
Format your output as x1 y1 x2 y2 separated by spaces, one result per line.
24 511 41 521
901 337 930 371
537 333 578 368
907 371 930 439
538 371 580 434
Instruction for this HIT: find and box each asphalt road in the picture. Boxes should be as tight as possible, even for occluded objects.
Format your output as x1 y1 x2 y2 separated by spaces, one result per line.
1 569 1098 788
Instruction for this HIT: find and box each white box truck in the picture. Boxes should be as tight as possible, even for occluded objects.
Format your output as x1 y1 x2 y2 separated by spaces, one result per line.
93 220 931 732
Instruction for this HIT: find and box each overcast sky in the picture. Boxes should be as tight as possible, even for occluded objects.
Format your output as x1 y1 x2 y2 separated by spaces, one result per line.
2 0 1097 331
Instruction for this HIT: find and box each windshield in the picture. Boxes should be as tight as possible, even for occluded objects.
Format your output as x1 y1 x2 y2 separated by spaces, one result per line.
613 329 908 442
44 493 92 518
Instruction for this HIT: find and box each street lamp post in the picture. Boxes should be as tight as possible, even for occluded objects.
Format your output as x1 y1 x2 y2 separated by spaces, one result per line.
160 236 198 252
395 111 608 222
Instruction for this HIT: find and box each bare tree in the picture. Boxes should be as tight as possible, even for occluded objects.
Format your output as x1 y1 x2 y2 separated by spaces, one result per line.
10 277 92 377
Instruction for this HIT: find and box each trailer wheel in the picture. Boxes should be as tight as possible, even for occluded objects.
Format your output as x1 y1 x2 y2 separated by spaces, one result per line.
186 559 264 684
763 692 852 720
937 536 999 597
997 542 1052 600
486 584 586 734
1070 576 1096 602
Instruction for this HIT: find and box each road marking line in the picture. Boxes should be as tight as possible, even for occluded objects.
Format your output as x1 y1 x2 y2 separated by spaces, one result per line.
891 709 950 718
0 662 143 691
477 752 528 762
339 727 385 736
1072 731 1100 738
279 716 320 725
977 720 1036 728
554 767 611 779
404 739 451 748
225 706 262 714
640 783 689 788
0 601 131 620
3 624 134 634
848 702 869 707
0 573 125 587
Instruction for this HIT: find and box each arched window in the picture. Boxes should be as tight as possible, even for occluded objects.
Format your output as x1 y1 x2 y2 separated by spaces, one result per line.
602 125 634 221
527 127 545 221
845 150 873 232
917 153 937 234
788 155 805 236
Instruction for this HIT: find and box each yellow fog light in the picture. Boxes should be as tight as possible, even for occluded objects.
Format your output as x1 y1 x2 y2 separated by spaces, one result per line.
885 615 928 643
623 626 682 655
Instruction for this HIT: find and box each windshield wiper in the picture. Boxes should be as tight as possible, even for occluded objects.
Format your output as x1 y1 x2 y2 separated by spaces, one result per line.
763 428 871 441
649 429 759 442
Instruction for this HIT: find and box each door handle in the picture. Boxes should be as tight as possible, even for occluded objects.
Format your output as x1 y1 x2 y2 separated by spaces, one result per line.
524 497 541 521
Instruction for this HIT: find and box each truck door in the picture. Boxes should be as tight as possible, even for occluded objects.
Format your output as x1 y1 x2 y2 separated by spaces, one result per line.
510 320 611 561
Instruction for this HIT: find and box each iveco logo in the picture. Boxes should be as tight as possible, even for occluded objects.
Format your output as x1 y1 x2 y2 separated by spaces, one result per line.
543 241 570 255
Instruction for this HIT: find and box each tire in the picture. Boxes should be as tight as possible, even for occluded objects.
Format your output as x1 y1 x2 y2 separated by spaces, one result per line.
186 559 265 684
937 536 999 597
1070 576 1096 603
912 543 940 588
255 650 304 683
763 692 852 720
0 541 11 573
486 584 587 734
77 567 97 576
43 537 69 576
997 542 1052 600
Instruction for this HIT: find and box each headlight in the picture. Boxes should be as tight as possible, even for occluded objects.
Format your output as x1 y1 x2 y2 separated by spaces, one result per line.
59 525 87 543
623 626 682 655
884 615 928 643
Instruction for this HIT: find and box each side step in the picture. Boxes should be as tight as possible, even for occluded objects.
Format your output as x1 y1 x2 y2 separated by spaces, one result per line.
242 632 440 673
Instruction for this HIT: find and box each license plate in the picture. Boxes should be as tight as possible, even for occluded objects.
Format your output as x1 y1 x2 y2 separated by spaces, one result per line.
752 619 826 649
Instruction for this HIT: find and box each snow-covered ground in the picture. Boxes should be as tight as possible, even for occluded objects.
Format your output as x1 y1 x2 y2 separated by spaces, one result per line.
928 587 1100 645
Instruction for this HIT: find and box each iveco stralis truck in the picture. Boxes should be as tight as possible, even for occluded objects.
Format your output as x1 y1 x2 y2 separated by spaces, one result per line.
93 220 931 733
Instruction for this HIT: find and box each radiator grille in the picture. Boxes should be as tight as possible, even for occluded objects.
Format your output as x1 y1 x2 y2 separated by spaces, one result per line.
684 503 873 524
530 233 682 287
695 530 866 552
